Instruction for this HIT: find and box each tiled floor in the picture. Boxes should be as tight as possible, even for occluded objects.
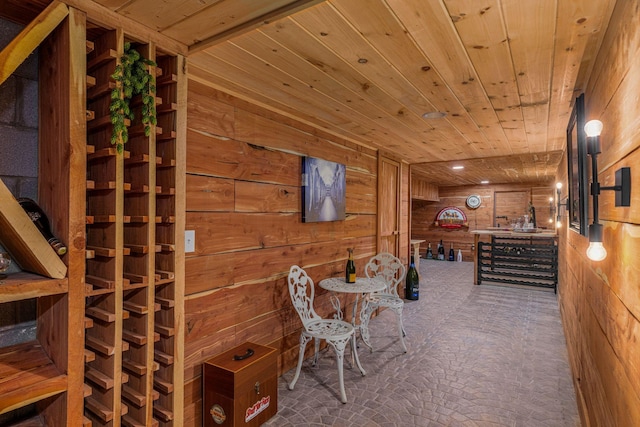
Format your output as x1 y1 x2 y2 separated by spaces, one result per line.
264 260 580 426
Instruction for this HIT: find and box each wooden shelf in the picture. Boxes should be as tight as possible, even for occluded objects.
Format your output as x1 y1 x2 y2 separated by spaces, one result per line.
0 341 67 415
122 384 147 408
0 273 68 303
85 396 114 423
85 366 115 390
122 358 146 376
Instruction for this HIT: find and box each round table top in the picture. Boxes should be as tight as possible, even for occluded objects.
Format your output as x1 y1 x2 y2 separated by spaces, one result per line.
318 276 386 294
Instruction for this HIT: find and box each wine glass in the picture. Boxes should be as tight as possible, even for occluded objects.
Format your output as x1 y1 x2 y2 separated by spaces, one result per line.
0 252 11 280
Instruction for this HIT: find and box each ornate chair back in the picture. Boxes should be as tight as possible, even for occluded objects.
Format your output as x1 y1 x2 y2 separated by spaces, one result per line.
288 265 321 329
364 252 406 297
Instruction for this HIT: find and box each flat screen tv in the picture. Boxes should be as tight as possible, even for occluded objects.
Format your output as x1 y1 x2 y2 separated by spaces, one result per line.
301 156 346 223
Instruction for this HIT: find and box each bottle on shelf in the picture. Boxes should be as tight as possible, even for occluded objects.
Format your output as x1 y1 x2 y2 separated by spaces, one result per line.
426 242 433 259
448 243 454 261
345 248 356 283
405 255 419 300
437 240 445 261
17 198 67 256
457 249 463 262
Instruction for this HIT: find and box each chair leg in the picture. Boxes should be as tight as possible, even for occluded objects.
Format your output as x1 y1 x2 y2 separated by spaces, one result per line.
360 302 376 352
312 338 320 366
394 308 407 353
328 336 351 403
289 334 311 390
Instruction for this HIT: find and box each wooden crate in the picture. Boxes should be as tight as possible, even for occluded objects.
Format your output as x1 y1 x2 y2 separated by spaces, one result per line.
203 342 277 427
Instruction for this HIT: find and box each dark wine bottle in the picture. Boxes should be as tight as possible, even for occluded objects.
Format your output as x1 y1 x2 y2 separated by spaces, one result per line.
345 248 356 283
405 255 419 300
17 198 67 256
448 243 454 261
437 239 445 261
426 242 433 259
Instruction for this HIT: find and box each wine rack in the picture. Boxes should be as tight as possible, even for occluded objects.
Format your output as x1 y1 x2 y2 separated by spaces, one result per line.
477 236 558 292
84 27 184 426
153 52 182 426
85 28 125 426
0 7 86 425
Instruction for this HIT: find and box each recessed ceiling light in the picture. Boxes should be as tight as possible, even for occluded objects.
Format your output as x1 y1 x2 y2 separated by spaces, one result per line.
481 180 489 184
452 165 464 170
422 111 447 119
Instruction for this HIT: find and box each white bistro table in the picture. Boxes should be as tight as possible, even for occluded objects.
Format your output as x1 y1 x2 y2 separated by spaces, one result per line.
318 276 385 375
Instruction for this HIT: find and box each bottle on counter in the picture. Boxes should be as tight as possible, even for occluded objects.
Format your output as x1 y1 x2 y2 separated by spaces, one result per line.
426 242 433 259
457 249 463 262
405 255 419 300
437 240 445 261
17 198 67 256
448 243 455 261
345 248 356 283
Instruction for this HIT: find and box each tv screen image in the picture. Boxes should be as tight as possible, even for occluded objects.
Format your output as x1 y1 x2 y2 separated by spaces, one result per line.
301 156 346 223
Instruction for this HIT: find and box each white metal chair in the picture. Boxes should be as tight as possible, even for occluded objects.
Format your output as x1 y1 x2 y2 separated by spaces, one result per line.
287 265 361 403
363 252 407 353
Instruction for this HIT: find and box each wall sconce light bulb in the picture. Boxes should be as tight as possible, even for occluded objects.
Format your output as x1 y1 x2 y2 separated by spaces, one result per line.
556 220 562 228
556 182 562 190
586 241 607 261
584 119 603 137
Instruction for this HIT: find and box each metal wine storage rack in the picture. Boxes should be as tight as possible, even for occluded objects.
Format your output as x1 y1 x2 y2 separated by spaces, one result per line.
477 236 558 292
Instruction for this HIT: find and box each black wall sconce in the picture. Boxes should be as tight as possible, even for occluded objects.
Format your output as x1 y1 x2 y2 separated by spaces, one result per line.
555 182 569 228
583 119 632 261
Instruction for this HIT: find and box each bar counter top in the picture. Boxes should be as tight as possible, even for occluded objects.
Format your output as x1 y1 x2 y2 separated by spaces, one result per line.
471 228 557 238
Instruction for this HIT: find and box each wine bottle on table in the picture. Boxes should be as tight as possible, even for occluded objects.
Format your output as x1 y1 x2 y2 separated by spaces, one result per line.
426 242 433 259
437 239 445 261
345 248 356 283
17 198 67 256
457 249 463 262
448 243 454 261
405 255 419 300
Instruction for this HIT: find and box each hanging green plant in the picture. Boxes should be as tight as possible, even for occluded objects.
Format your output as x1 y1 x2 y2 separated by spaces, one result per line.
109 42 157 153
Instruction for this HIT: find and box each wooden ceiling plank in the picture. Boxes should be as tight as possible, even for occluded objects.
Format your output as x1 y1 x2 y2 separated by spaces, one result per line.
256 19 458 159
330 0 499 156
61 0 188 55
386 0 513 155
188 0 328 53
115 0 221 31
190 46 409 147
503 0 557 153
188 65 374 150
163 0 321 48
0 0 68 86
547 0 616 154
443 0 526 148
289 3 487 160
233 29 436 140
412 151 562 186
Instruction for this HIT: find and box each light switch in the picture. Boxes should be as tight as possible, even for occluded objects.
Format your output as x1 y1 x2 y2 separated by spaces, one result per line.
185 230 195 253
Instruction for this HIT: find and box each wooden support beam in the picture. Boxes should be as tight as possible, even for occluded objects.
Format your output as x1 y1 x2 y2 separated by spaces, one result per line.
189 0 326 54
0 0 68 85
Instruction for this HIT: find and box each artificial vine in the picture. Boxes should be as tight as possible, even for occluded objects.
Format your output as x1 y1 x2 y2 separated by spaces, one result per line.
110 42 157 153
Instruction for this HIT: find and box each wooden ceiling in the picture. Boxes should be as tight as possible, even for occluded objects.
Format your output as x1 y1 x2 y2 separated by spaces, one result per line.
6 0 617 186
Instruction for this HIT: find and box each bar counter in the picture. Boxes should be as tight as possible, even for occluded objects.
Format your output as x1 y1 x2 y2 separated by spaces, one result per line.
471 229 558 286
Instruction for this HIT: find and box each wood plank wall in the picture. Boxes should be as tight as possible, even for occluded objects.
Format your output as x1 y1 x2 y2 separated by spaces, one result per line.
183 79 406 425
411 181 554 261
556 1 640 425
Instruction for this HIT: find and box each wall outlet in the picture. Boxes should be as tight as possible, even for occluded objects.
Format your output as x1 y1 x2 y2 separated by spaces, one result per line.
185 230 195 253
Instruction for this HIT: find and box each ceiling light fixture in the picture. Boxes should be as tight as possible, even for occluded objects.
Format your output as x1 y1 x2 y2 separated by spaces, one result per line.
481 180 489 184
452 165 464 170
422 111 447 119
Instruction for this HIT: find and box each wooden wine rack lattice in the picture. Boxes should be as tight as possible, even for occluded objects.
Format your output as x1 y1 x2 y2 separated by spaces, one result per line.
84 29 183 427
